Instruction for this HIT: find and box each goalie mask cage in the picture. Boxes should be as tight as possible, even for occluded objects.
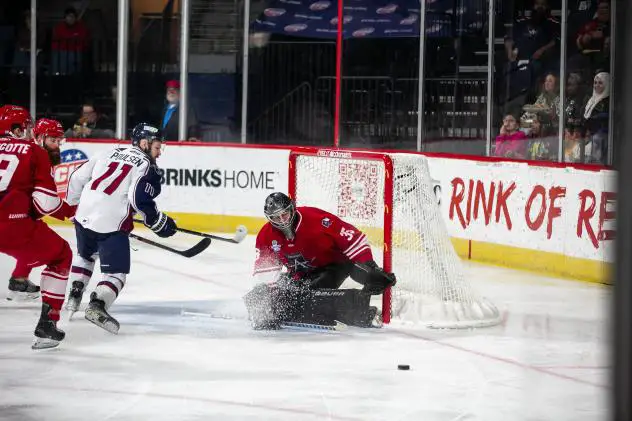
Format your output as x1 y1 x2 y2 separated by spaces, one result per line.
289 148 501 328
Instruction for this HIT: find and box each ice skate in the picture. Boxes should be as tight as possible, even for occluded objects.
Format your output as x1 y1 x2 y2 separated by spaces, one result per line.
84 293 120 334
65 281 85 315
358 306 382 329
32 303 65 350
370 307 383 329
7 277 40 301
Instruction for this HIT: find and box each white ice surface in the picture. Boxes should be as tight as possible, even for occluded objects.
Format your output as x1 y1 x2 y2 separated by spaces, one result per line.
0 227 609 421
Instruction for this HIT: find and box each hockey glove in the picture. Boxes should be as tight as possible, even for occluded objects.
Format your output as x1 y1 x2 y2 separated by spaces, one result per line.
150 212 177 238
356 260 397 295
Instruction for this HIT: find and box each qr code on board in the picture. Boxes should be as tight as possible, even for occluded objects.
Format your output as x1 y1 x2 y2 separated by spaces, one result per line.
337 162 379 220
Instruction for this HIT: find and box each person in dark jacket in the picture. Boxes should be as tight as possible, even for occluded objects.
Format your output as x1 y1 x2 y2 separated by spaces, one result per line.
160 80 199 141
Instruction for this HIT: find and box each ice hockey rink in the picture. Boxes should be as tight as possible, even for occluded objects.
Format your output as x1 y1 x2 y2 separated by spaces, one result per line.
0 226 609 421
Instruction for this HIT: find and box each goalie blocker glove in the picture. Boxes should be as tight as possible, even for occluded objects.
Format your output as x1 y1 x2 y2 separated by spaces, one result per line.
355 260 397 295
149 212 177 238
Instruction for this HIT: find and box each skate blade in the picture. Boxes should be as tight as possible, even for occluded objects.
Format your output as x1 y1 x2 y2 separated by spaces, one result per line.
32 337 60 350
7 290 40 301
85 309 119 334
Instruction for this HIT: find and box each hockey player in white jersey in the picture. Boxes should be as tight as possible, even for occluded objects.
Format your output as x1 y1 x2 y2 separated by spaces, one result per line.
64 123 177 333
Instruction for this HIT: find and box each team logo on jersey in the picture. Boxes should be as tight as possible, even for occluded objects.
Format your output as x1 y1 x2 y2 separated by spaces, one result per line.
271 240 281 253
55 148 89 200
321 217 331 228
286 253 314 273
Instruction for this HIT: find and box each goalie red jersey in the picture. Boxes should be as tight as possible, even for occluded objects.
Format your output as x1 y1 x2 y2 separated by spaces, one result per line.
254 206 373 280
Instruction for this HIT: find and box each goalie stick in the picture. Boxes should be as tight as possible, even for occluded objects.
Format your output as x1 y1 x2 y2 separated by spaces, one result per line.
129 233 211 258
180 310 348 332
133 219 248 244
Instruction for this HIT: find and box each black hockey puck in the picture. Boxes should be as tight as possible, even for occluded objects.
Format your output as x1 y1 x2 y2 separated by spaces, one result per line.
397 364 410 371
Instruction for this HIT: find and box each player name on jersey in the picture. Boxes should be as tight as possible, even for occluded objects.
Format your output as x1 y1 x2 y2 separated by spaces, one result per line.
0 142 31 154
109 150 147 168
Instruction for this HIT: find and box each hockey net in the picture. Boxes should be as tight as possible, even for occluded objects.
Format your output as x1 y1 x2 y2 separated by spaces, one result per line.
289 148 501 328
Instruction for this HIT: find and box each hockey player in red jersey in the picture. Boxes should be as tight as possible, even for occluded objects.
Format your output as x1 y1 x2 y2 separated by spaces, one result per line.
244 192 396 329
6 117 74 301
0 106 74 349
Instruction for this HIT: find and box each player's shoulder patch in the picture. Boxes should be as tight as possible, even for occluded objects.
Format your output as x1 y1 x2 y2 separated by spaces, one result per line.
271 239 282 253
321 217 332 228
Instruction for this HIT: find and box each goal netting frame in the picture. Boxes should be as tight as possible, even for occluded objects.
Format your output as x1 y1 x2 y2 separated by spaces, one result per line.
289 147 501 328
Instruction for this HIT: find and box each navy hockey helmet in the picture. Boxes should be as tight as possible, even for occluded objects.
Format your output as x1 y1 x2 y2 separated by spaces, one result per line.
264 192 296 231
131 122 162 147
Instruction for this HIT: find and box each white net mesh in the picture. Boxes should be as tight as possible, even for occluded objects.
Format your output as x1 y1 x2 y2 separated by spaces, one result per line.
292 151 501 328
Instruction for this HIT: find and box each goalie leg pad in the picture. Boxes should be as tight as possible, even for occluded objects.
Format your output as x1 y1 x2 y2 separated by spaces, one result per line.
243 282 307 329
303 289 376 327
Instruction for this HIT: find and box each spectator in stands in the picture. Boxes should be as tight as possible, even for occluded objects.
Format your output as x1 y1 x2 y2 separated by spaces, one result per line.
11 11 43 74
568 0 599 49
64 102 114 139
522 72 560 127
160 80 199 141
51 7 90 75
526 113 557 161
580 71 610 163
564 124 585 162
564 72 590 127
502 0 560 115
574 0 610 75
495 113 528 159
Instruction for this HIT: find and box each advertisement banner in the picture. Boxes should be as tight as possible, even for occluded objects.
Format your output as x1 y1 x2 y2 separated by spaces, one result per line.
425 157 616 263
57 141 290 218
251 0 485 39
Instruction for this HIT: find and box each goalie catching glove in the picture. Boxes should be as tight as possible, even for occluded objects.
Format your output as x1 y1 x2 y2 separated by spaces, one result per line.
148 212 177 238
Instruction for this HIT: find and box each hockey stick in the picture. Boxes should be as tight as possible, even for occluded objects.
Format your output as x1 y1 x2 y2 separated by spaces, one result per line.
133 219 248 244
180 310 348 332
129 233 211 258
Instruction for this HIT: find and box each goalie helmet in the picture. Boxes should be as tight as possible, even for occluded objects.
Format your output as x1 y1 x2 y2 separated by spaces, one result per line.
264 192 296 235
0 105 34 139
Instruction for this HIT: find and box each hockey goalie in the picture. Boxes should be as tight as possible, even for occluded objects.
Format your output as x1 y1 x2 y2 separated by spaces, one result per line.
243 192 396 330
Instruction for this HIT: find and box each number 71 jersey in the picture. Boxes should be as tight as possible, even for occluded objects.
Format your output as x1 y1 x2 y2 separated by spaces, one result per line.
66 146 162 233
254 206 374 278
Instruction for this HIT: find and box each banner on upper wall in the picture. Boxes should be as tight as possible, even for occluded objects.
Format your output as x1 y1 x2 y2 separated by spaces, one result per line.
56 142 290 219
424 157 616 263
251 0 485 39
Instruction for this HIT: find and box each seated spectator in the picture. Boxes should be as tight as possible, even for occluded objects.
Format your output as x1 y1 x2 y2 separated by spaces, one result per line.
64 102 114 139
568 0 599 54
564 72 590 127
160 80 199 141
582 71 609 136
495 113 528 159
564 124 585 162
574 0 610 75
522 72 560 126
526 114 558 161
51 7 89 75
